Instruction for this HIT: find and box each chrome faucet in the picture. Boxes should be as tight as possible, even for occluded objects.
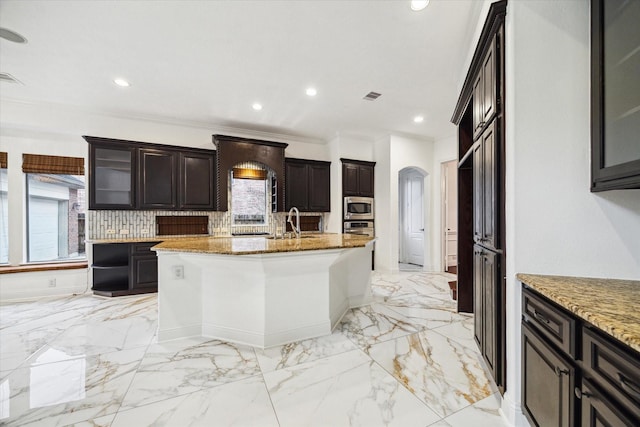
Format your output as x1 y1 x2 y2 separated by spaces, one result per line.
287 207 300 238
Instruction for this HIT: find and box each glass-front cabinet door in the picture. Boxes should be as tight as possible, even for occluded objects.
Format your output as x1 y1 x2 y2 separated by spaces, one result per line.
89 143 136 209
591 0 640 191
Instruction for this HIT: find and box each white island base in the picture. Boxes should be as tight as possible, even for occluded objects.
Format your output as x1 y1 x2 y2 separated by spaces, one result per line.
155 244 373 348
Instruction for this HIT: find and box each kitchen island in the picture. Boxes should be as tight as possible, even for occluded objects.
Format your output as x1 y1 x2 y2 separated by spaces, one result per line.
152 234 375 348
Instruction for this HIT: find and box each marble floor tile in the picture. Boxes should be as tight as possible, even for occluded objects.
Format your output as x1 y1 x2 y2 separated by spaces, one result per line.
28 316 157 359
120 337 261 410
432 316 477 351
368 330 496 418
112 375 278 427
0 346 145 426
0 272 506 427
255 328 358 373
340 304 421 350
263 349 441 427
429 392 508 426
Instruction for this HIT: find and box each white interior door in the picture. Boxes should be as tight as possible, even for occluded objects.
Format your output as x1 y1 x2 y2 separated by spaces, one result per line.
407 174 424 266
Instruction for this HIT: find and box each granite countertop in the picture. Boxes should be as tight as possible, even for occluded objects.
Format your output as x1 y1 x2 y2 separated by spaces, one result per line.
517 273 640 353
151 233 375 255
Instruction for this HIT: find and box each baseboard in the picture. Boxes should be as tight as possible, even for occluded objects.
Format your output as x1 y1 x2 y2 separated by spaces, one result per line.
157 324 202 342
500 390 529 426
202 321 331 349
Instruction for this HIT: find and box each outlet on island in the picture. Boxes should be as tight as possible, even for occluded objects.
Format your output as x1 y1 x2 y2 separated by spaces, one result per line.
172 265 184 280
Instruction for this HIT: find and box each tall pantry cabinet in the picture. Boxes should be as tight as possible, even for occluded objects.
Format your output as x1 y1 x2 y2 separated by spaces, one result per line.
451 0 507 393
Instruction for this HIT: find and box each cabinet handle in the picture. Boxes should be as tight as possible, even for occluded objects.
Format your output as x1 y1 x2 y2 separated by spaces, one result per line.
533 309 550 324
555 366 569 377
574 387 592 400
618 373 640 400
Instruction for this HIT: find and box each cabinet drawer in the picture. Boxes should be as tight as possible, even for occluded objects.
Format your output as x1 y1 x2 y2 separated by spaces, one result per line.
130 242 158 255
580 378 639 427
582 326 640 417
522 287 576 357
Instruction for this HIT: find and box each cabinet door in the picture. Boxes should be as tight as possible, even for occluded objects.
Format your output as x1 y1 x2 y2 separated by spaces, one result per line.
482 249 498 377
472 72 484 140
482 36 497 126
522 322 575 427
89 144 136 210
138 149 177 209
473 245 484 348
130 255 158 290
358 165 374 197
285 161 309 211
482 122 497 249
308 163 331 211
179 152 215 210
343 163 360 196
580 379 638 427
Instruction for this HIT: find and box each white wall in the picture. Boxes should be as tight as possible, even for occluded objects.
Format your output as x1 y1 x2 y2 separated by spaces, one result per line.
373 133 456 273
502 1 640 424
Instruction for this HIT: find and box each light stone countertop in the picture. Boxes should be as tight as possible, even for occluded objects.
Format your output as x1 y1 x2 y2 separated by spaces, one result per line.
517 273 640 353
150 233 374 255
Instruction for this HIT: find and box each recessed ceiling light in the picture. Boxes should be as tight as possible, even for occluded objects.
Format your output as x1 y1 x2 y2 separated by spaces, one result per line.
413 115 424 123
306 87 317 97
113 78 130 87
252 103 263 111
410 1 430 11
0 27 28 44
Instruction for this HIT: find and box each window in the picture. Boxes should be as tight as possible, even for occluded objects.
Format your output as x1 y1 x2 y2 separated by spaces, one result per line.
231 164 268 226
1 152 8 264
23 154 86 263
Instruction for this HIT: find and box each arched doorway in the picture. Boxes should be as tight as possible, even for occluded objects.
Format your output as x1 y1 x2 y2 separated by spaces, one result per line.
398 167 427 271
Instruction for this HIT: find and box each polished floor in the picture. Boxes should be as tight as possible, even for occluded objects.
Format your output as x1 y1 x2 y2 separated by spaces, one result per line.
0 271 508 426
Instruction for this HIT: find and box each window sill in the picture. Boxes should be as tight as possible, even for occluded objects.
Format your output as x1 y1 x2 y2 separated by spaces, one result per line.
0 262 88 275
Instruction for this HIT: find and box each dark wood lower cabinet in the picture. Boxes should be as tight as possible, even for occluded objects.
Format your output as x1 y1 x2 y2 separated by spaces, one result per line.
580 379 636 427
522 321 575 427
474 245 499 382
522 285 640 427
92 242 158 296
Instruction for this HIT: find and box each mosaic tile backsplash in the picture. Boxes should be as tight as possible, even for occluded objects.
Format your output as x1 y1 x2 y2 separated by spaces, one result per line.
88 210 324 239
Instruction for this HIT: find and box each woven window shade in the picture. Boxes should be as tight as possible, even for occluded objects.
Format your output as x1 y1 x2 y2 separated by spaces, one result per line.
0 152 6 169
22 154 84 175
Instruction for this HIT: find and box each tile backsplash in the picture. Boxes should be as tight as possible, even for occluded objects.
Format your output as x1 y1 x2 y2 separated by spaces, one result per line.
88 210 323 239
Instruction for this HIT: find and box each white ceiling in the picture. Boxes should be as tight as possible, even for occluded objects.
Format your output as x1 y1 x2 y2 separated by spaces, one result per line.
0 0 483 143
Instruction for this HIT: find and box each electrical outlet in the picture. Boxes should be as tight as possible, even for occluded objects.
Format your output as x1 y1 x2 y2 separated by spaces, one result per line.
172 265 184 280
106 229 116 234
119 229 129 235
48 278 56 287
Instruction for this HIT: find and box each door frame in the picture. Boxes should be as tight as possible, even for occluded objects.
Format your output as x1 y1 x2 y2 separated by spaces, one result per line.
398 167 427 267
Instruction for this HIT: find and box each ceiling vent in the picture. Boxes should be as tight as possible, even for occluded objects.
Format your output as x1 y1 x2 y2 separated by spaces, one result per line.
0 72 23 84
363 91 382 101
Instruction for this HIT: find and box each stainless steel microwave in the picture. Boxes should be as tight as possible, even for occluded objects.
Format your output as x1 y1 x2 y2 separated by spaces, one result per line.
344 196 374 220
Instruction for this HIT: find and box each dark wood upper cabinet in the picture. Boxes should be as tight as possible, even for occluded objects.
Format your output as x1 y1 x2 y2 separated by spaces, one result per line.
138 148 178 209
179 151 216 210
85 136 216 211
472 34 497 141
591 0 640 191
341 159 375 197
285 158 331 212
308 163 331 211
88 140 136 210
